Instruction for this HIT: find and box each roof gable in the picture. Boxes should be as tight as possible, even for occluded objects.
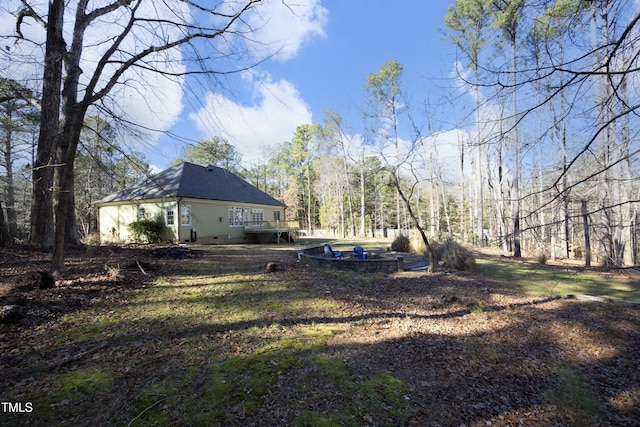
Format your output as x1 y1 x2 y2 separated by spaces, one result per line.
96 162 285 207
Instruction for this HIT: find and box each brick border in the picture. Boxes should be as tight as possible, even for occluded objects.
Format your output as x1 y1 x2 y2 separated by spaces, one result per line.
297 246 404 272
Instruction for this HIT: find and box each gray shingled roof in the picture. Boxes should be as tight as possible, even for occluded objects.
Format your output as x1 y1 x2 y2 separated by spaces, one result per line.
96 162 285 207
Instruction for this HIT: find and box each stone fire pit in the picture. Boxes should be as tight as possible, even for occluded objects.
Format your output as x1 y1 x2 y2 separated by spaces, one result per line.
297 245 428 272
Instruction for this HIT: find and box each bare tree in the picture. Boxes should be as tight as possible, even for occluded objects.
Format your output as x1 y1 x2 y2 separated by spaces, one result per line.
6 0 268 274
444 0 640 267
492 0 525 257
522 1 640 266
0 199 7 246
365 60 405 233
444 0 494 247
320 111 357 237
0 78 38 241
385 143 436 273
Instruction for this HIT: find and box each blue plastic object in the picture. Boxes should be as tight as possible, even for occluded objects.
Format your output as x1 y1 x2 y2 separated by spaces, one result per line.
324 244 343 258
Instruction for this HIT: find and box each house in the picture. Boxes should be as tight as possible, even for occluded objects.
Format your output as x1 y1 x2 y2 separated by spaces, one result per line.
95 162 296 244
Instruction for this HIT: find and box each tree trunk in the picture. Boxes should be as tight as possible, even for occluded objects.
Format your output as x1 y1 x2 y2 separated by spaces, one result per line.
52 148 85 273
475 128 484 247
339 189 346 238
632 210 638 266
582 200 591 267
513 213 521 257
360 162 366 237
339 140 355 238
51 20 88 274
392 172 435 272
306 161 312 235
2 119 18 239
511 24 521 258
429 180 436 237
52 116 85 275
0 199 8 247
498 162 507 253
458 134 466 244
65 173 82 247
29 0 65 250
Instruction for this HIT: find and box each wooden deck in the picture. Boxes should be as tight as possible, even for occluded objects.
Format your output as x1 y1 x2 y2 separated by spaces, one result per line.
243 220 300 243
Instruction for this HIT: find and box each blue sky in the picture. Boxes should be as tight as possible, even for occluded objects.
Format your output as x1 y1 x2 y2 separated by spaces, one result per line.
0 0 464 172
151 1 463 170
266 1 454 122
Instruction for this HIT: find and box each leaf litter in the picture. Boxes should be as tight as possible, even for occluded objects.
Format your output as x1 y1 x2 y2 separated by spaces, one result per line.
0 244 638 426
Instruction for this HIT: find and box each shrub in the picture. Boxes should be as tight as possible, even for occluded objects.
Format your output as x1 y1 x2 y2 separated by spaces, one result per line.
409 232 427 255
533 252 548 265
82 233 101 246
391 234 410 252
127 218 167 243
436 236 476 271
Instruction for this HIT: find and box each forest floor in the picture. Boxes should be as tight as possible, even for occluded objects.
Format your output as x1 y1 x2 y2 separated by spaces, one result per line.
1 242 639 426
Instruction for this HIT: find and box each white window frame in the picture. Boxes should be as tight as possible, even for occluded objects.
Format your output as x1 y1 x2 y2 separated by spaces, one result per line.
228 206 250 227
137 206 146 221
166 205 175 226
251 208 264 226
180 204 192 226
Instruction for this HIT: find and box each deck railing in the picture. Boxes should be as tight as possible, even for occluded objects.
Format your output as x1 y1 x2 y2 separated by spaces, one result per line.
243 220 300 231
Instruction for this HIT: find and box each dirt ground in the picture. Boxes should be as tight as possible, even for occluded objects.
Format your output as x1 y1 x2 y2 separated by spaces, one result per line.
1 244 639 426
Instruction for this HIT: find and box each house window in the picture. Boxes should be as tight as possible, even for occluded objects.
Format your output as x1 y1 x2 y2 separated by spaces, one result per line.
273 211 281 221
228 206 248 227
166 205 175 226
252 209 264 226
180 204 192 226
137 206 146 220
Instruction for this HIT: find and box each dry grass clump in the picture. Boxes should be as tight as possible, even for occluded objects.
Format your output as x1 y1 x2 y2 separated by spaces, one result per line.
103 263 122 280
409 233 427 255
436 237 476 271
391 234 411 252
533 252 548 265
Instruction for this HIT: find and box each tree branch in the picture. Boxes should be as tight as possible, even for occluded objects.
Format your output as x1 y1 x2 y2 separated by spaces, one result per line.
16 1 47 38
83 0 261 106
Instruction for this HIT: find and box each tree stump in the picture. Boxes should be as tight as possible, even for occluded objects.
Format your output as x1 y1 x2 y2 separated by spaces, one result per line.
0 305 22 324
265 262 278 273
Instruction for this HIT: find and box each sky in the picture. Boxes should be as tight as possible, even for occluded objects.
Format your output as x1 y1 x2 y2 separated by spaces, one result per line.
0 1 466 174
148 0 464 171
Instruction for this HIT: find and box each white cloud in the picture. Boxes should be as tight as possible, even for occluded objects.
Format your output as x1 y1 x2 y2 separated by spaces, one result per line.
104 70 184 135
240 0 328 61
0 1 187 144
80 2 188 140
451 60 478 101
0 0 328 166
0 2 46 84
188 73 313 164
423 129 468 180
185 0 329 164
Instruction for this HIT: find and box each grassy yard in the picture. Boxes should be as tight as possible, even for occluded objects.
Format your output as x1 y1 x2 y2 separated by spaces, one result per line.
326 237 640 302
1 242 639 426
476 252 640 302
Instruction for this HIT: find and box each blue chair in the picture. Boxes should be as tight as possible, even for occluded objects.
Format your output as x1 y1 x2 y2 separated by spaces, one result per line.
324 244 343 258
353 246 367 259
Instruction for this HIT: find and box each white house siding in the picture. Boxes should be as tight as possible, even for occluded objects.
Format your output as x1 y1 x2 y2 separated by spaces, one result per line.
98 199 178 242
180 199 233 243
181 199 284 244
98 198 285 244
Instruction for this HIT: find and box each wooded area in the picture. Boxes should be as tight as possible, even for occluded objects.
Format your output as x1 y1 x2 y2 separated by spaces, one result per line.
1 0 639 272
